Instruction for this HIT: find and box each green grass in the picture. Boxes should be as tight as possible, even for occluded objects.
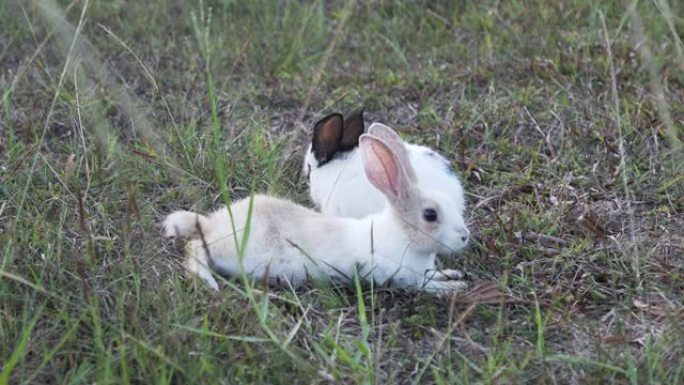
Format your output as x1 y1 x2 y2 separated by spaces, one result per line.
1 0 683 383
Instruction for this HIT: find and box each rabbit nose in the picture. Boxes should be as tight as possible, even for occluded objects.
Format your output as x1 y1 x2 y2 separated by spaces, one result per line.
457 227 470 243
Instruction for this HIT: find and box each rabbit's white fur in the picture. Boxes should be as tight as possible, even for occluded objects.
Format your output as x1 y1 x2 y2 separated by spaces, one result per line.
304 123 466 223
165 135 469 295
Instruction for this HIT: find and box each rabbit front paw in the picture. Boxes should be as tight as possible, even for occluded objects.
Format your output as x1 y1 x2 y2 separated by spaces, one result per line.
422 279 468 296
427 269 464 281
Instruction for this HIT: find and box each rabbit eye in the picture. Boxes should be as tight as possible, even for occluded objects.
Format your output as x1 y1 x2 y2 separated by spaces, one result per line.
422 208 438 222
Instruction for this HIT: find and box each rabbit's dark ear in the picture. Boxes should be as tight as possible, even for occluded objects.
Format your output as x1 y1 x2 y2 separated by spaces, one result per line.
312 113 344 165
339 107 365 151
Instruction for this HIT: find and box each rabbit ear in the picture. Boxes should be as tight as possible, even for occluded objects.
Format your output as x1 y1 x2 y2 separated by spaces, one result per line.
339 107 365 151
360 134 415 204
367 123 417 183
312 113 344 165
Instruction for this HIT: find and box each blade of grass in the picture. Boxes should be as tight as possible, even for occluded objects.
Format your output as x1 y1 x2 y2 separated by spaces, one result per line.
353 270 373 384
545 354 627 374
533 290 545 357
0 306 42 385
21 315 84 385
173 324 270 342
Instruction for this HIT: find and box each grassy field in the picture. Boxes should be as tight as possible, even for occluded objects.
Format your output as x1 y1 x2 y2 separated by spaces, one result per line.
1 0 683 383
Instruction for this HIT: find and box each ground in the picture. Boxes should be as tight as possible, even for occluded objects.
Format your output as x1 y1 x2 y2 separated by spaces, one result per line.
1 0 683 384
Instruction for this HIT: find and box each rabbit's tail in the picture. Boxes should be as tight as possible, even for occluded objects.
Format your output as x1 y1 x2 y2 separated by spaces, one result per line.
163 211 210 238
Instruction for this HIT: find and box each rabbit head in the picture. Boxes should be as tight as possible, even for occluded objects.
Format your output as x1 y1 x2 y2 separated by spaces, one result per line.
367 122 469 239
359 134 470 255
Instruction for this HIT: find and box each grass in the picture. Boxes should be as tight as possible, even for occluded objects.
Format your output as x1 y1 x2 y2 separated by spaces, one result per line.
1 0 683 383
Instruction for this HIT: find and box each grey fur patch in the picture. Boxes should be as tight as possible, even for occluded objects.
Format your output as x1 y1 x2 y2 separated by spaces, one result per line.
423 149 455 175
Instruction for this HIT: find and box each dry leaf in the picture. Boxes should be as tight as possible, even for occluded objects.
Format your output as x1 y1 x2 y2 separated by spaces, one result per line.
601 335 630 345
64 153 76 184
456 281 506 305
633 299 667 317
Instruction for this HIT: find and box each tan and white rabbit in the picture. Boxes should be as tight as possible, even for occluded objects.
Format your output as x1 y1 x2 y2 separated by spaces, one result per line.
164 134 469 295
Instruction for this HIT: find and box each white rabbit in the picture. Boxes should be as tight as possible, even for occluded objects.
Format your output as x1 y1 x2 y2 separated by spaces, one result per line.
164 134 469 295
303 110 467 229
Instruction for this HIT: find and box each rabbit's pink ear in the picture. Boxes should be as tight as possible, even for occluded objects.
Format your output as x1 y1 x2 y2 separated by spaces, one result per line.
312 113 344 165
367 123 416 183
360 134 411 203
339 107 365 151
